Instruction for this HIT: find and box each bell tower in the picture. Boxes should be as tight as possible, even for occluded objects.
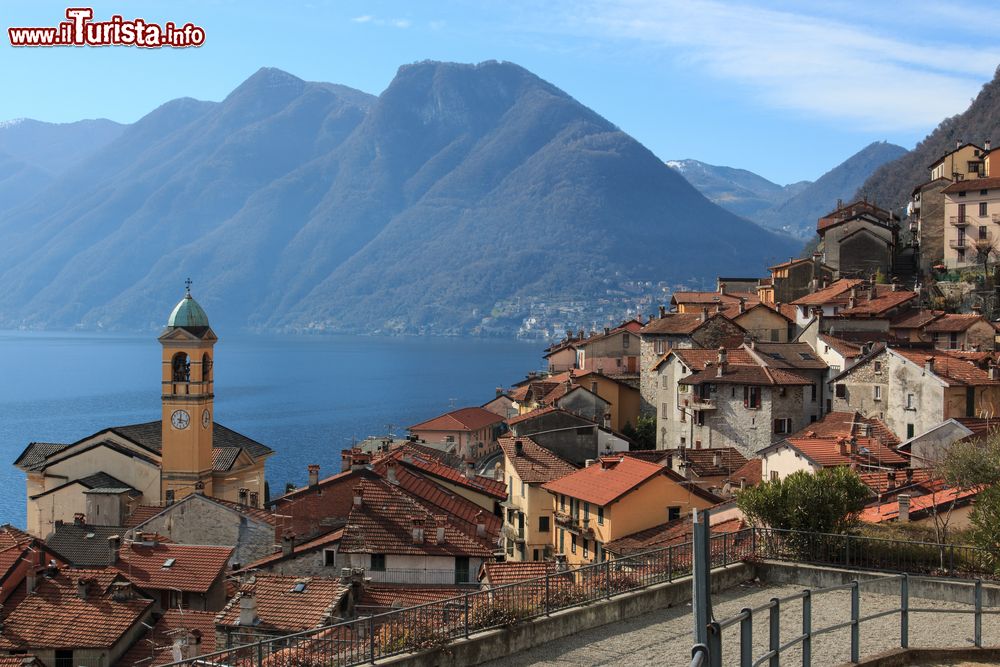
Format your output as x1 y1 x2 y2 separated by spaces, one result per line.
159 280 217 503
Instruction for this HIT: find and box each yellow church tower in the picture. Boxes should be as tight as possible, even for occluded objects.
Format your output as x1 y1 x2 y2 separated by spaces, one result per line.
159 280 217 503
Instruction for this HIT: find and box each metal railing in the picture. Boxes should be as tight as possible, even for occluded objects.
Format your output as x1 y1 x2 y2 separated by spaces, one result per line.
364 567 478 586
164 529 754 667
703 573 997 667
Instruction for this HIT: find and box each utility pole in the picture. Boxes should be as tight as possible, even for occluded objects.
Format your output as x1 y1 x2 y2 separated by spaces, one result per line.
692 507 713 650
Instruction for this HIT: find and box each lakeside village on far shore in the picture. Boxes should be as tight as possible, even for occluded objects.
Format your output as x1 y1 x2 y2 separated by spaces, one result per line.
6 139 1000 665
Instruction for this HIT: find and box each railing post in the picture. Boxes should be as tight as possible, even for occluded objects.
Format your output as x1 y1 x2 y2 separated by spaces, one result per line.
802 589 811 667
850 580 860 663
693 619 713 667
768 598 780 667
975 579 983 648
257 639 264 667
464 592 470 639
723 532 729 566
751 527 757 558
844 535 850 567
668 544 674 582
900 574 909 649
739 608 753 667
369 614 375 663
545 572 551 615
605 559 612 599
949 545 956 574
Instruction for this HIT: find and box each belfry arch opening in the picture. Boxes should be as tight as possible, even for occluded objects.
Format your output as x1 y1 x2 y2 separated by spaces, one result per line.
172 352 190 382
202 353 212 382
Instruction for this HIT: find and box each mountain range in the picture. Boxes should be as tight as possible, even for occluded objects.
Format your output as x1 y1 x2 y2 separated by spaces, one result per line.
669 142 908 240
0 60 800 335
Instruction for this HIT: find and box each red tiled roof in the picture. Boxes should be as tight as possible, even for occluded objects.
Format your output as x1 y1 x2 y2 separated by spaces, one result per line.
954 417 1000 442
676 448 748 478
0 526 32 552
124 505 166 529
216 574 350 633
751 342 827 370
818 334 863 359
890 309 944 329
339 479 494 558
640 312 725 335
116 609 218 667
408 407 505 433
860 487 982 523
543 456 674 506
499 436 577 484
679 363 813 387
116 541 232 593
358 585 468 610
479 561 555 587
857 469 935 496
779 435 907 468
383 447 507 499
942 176 1000 194
835 286 918 316
791 412 899 447
574 320 645 348
0 567 152 650
791 279 863 306
245 529 344 571
817 200 895 232
604 516 745 556
894 349 1000 386
729 458 762 486
923 314 989 333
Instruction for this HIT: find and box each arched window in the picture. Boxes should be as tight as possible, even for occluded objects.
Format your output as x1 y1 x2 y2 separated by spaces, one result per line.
172 352 190 382
202 353 212 382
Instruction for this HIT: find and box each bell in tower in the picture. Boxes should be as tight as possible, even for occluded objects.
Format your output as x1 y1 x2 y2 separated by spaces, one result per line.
159 279 217 503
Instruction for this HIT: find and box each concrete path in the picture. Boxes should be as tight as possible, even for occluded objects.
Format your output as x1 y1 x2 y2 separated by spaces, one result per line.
481 579 999 666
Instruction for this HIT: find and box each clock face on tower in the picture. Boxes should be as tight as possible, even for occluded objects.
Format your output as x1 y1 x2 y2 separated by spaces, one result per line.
171 410 190 430
202 409 211 429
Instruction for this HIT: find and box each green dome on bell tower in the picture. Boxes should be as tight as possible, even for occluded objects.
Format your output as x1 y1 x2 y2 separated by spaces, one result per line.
167 278 210 330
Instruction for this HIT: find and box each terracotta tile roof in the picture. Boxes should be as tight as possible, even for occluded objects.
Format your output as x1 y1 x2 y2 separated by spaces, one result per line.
954 417 1000 442
670 348 754 370
339 479 494 558
0 567 152 650
923 313 990 333
116 540 232 593
271 468 375 542
604 516 746 556
818 334 863 358
791 412 899 447
508 385 530 402
729 458 762 486
836 286 917 316
622 450 671 465
894 349 1000 386
791 279 864 306
860 486 982 523
382 447 507 499
394 441 465 468
679 364 813 387
675 448 748 478
358 585 468 610
499 436 578 485
408 407 505 433
542 455 708 506
768 257 811 270
245 529 344 570
216 574 350 633
750 342 827 370
942 176 1000 194
857 469 935 496
575 320 645 348
116 609 218 667
0 657 41 667
479 561 556 587
890 309 944 329
777 435 908 468
670 291 759 307
817 200 895 232
0 526 32 553
640 312 721 335
506 405 563 426
124 505 166 529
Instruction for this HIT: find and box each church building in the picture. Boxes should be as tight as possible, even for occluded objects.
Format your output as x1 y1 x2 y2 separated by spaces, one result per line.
15 286 273 537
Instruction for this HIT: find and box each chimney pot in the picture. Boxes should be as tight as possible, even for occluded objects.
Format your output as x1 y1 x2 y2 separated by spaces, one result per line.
73 513 85 527
924 356 935 373
353 485 364 507
659 305 667 319
385 460 398 484
281 532 294 557
239 593 258 626
713 451 721 468
898 494 911 522
308 464 320 487
701 306 709 322
475 511 486 538
76 578 88 599
411 517 425 543
108 535 121 563
514 440 524 456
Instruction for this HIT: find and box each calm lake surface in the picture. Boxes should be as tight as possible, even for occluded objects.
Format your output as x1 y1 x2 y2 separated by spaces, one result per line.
0 330 542 526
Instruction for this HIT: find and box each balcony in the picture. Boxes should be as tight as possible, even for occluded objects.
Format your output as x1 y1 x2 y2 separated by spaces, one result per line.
689 396 717 410
993 213 1000 224
366 567 478 586
554 512 595 536
949 238 967 250
949 216 970 227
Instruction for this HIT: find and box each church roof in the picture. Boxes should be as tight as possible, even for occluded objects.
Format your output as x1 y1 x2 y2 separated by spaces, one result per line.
111 421 274 460
167 290 210 329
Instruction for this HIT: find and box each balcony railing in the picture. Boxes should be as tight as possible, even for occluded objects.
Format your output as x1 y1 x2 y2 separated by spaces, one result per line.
689 396 716 410
949 238 967 249
365 567 478 586
949 215 969 227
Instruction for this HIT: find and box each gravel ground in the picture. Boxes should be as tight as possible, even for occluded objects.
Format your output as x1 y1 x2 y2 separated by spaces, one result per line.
480 579 1000 667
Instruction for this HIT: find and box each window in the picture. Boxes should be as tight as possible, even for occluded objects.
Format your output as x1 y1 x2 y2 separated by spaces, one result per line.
907 423 915 439
968 161 980 174
773 418 791 434
695 440 702 449
835 384 846 398
770 329 780 342
958 249 966 262
695 410 706 426
981 189 989 196
55 651 73 667
744 385 761 409
571 534 577 554
538 516 550 532
521 480 526 498
597 506 604 525
959 191 967 197
622 333 630 348
906 393 914 409
533 549 540 561
770 471 779 482
981 202 989 217
873 361 881 372
370 554 386 572
811 384 818 402
661 376 669 388
655 339 666 355
583 539 589 558
981 225 988 240
559 529 565 552
584 502 590 520
874 385 882 401
324 549 337 566
668 506 681 521
661 402 668 416
560 494 566 511
509 476 513 497
445 435 455 443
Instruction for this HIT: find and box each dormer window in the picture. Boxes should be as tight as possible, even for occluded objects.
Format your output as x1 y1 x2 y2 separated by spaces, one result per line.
162 558 176 568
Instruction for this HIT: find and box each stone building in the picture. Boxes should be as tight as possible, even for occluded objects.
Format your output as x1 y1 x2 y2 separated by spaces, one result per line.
760 254 835 305
816 199 898 278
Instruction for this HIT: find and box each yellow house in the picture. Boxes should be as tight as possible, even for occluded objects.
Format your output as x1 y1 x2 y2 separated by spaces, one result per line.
541 455 717 566
498 436 577 562
930 142 985 182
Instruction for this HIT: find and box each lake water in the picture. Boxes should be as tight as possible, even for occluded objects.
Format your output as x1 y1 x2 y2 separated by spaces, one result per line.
0 330 542 526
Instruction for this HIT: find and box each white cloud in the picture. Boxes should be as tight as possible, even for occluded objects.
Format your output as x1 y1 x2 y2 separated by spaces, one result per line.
544 0 1000 131
350 15 411 29
350 15 373 23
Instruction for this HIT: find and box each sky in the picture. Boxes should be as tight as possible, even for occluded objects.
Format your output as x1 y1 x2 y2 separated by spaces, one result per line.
2 0 999 184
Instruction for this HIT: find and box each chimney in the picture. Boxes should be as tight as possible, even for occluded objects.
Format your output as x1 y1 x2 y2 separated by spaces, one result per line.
25 570 36 595
738 298 746 314
659 305 667 319
701 306 709 322
924 356 935 373
848 290 857 309
464 458 475 479
739 477 746 490
603 413 612 429
385 459 399 484
717 347 728 377
514 440 524 456
108 535 121 563
891 278 899 292
898 494 911 522
578 329 585 339
411 517 425 544
713 451 721 468
957 139 963 149
838 438 848 456
239 592 258 626
308 464 320 487
584 459 596 468
475 511 486 538
496 386 505 397
340 449 353 472
848 437 858 455
715 303 723 314
249 491 258 508
281 532 294 557
350 451 370 471
986 139 992 152
604 326 610 336
990 364 1000 381
76 578 88 599
434 516 447 545
905 468 914 483
111 581 133 602
719 282 727 295
887 472 896 492
972 304 983 315
353 485 364 507
73 513 85 527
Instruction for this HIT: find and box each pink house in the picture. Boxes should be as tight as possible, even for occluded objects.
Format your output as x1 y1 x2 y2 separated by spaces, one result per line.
408 407 506 460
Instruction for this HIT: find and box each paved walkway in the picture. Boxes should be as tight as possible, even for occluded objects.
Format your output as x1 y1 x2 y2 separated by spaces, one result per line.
481 579 1000 666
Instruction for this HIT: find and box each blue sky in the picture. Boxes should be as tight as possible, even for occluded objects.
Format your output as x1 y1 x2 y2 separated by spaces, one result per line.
2 0 998 184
